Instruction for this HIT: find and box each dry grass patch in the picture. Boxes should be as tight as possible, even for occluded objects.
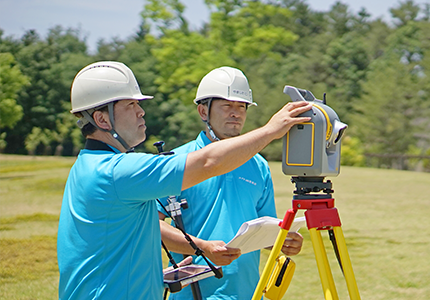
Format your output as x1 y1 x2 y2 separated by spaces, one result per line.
1 236 58 283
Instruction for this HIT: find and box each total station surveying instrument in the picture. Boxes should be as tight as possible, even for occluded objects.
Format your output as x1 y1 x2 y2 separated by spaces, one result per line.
252 86 361 300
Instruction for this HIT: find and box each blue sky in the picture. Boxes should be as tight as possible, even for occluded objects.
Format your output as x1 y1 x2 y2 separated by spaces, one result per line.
0 0 420 53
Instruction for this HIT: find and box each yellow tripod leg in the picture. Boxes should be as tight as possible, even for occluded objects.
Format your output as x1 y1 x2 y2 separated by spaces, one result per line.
309 228 339 300
333 226 361 300
251 227 289 300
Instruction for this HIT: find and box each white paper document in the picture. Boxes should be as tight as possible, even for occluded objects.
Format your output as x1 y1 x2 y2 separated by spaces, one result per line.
225 216 306 254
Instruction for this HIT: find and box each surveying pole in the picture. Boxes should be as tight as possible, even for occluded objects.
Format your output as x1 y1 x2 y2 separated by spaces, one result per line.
252 177 361 300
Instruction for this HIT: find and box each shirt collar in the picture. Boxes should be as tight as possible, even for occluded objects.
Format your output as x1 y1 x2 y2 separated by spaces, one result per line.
84 139 121 153
196 131 213 148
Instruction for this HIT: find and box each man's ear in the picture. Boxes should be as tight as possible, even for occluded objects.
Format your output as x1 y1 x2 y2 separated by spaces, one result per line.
197 104 208 122
92 110 112 131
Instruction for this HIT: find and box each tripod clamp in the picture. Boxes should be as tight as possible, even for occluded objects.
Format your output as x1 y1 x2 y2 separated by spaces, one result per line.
291 176 334 196
165 196 189 219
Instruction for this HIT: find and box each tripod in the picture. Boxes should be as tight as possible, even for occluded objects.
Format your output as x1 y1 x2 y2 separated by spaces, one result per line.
252 177 361 300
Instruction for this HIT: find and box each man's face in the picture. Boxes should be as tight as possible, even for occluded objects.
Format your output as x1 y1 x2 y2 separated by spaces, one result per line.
204 99 247 140
112 99 147 147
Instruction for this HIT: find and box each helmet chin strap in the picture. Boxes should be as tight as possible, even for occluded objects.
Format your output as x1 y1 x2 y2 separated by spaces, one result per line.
81 102 133 152
204 98 220 142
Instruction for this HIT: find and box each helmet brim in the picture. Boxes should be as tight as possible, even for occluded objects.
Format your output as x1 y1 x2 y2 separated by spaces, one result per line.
194 96 257 106
71 94 153 113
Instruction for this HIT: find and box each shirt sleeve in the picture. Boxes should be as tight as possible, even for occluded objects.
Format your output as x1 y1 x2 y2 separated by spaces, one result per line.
113 152 188 202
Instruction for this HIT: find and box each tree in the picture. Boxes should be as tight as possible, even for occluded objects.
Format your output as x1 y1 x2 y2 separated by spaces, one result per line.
139 0 238 148
2 27 89 155
349 13 430 168
139 0 302 151
0 52 29 151
141 0 190 35
325 1 354 37
351 55 425 168
94 37 126 61
145 30 233 148
282 0 327 39
0 28 22 54
390 0 421 27
0 52 28 129
322 32 370 123
1 0 429 168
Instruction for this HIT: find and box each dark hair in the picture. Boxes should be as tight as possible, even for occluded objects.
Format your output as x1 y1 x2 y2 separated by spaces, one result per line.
74 105 110 137
81 123 96 137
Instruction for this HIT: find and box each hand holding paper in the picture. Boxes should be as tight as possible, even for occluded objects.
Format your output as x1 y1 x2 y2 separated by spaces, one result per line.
225 216 306 254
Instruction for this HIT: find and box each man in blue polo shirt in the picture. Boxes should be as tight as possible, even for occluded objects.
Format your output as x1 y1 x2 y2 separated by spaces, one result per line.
57 62 311 300
157 67 304 299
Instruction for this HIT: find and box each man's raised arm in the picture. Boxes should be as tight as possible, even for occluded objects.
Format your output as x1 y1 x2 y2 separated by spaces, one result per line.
182 101 312 190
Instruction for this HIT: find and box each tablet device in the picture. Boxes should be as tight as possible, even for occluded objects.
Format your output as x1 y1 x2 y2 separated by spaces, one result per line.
163 264 223 293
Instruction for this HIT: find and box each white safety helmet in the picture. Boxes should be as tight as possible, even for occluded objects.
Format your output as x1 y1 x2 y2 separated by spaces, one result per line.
194 67 256 141
194 66 257 106
70 61 152 152
71 61 152 113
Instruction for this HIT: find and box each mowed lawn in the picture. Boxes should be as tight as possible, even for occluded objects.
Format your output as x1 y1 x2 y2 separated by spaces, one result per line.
1 154 429 299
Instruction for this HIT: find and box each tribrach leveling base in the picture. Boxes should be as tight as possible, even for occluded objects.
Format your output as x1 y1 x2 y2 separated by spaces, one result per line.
252 177 361 300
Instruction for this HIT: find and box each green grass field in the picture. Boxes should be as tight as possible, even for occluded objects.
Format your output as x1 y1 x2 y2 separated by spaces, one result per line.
1 154 429 299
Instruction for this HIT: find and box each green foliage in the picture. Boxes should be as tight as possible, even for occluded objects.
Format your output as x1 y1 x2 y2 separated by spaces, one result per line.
25 127 54 155
351 19 430 162
0 0 429 169
95 37 126 61
0 132 6 151
1 27 89 155
0 53 28 129
423 148 430 171
390 0 421 27
323 32 370 121
149 30 232 97
340 135 365 166
141 0 189 34
233 24 298 58
352 58 417 154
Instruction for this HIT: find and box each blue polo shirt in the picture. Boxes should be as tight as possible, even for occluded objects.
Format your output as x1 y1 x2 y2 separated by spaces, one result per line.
157 131 276 300
57 141 187 300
